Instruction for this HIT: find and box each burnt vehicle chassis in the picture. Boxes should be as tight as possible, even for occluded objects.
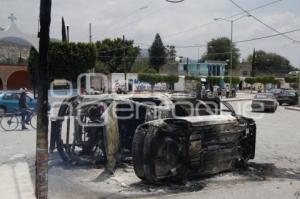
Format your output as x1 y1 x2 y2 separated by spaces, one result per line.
50 94 256 183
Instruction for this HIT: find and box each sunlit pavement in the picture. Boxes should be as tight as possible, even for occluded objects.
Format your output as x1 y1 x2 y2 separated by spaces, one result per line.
0 129 36 199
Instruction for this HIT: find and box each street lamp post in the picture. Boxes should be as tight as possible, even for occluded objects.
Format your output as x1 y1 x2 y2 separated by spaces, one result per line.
230 20 233 95
214 15 251 97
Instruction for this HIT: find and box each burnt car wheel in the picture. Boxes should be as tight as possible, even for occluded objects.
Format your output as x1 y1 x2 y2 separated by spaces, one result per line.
132 126 148 180
53 97 107 165
143 131 182 184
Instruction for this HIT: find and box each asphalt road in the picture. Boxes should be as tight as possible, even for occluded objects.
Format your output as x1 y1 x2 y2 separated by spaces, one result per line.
0 100 299 199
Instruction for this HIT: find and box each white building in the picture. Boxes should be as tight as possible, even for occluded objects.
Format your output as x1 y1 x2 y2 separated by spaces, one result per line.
89 73 185 93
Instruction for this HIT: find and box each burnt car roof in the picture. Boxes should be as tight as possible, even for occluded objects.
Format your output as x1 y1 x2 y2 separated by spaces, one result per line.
77 93 175 110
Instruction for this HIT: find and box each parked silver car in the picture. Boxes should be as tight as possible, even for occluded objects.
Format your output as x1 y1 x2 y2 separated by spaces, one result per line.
251 93 278 113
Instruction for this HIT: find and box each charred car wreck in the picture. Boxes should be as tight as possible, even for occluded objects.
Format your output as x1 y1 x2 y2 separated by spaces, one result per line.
50 94 256 183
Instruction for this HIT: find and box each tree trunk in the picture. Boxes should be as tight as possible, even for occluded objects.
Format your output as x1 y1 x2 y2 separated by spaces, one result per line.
36 1 51 199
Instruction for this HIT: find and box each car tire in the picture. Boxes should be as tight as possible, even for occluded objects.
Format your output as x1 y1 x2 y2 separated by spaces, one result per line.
132 126 147 180
143 129 181 184
143 128 159 183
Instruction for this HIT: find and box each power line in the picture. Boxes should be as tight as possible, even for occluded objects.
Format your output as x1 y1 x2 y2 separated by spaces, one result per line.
99 0 155 37
102 3 173 38
227 0 283 19
96 27 300 55
229 0 300 43
173 27 300 47
93 0 284 48
96 27 300 56
136 42 207 49
135 0 284 45
234 27 300 44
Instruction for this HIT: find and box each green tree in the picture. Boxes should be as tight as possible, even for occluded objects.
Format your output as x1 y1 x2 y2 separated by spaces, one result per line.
94 61 110 74
131 59 157 74
224 76 241 85
207 76 222 86
255 76 277 92
185 76 201 81
28 41 97 85
149 33 167 71
247 50 297 74
138 74 179 92
62 17 67 42
245 77 257 93
95 38 140 73
132 65 157 74
164 75 179 91
28 48 39 91
138 73 162 92
166 45 176 62
202 37 240 69
285 76 298 83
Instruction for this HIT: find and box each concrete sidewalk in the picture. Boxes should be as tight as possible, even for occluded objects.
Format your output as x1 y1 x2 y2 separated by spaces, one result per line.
0 160 35 199
285 106 300 112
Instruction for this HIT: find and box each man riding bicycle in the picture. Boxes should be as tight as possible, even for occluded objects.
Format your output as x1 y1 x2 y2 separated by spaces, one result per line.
19 90 33 130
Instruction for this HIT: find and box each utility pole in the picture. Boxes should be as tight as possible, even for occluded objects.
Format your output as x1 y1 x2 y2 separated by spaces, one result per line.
36 0 51 198
89 23 92 43
186 57 189 77
251 48 256 77
230 20 233 97
214 15 251 97
123 35 127 92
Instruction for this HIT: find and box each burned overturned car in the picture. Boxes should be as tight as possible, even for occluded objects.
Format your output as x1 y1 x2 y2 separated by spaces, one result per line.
50 93 256 183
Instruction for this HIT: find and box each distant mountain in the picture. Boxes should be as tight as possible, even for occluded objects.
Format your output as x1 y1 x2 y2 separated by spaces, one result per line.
0 25 34 46
139 48 149 58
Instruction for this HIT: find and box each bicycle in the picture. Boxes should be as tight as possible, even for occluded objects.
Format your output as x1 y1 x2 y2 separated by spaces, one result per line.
0 109 37 131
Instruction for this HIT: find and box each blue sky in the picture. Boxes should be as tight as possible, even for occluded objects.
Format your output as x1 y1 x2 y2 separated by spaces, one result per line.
0 0 300 68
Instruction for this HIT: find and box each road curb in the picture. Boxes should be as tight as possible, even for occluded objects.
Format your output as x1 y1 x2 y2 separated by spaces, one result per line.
285 106 300 112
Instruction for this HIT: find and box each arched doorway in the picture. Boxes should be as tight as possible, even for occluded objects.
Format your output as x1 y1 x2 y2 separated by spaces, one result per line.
0 78 3 90
7 70 31 90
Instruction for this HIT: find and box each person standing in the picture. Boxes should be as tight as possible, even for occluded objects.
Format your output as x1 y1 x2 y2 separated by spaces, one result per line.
19 91 32 130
